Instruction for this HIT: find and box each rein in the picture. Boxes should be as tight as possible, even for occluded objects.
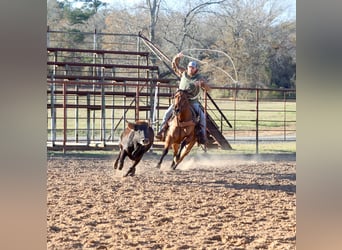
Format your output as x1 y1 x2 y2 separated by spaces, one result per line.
173 90 196 129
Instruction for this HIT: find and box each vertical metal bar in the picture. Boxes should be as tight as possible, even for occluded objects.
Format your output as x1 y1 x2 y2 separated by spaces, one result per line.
233 88 237 141
203 90 208 141
75 83 79 142
152 82 159 131
123 82 127 127
111 68 115 142
50 82 55 144
157 83 161 131
51 51 57 144
146 59 151 121
87 94 91 145
284 90 287 141
92 88 96 141
256 88 259 154
92 29 97 141
136 36 140 121
135 82 139 120
63 81 67 154
101 55 106 143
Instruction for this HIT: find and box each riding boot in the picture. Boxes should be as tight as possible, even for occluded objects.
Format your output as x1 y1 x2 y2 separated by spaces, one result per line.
198 131 208 145
155 123 169 141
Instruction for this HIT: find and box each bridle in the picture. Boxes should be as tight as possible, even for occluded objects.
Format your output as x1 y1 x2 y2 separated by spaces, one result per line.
173 90 188 116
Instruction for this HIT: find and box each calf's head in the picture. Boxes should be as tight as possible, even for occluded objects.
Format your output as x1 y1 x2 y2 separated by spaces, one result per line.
127 121 151 145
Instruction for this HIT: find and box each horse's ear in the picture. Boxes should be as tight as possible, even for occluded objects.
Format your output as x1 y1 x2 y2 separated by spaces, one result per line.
127 120 135 130
172 89 178 98
135 120 149 126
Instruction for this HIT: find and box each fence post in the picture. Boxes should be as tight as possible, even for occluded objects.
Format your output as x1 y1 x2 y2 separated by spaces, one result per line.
152 82 159 131
63 81 67 154
233 87 237 141
256 88 259 154
87 94 91 145
75 82 79 143
283 91 287 141
136 35 141 121
101 54 106 143
50 51 57 145
111 68 116 142
92 28 98 141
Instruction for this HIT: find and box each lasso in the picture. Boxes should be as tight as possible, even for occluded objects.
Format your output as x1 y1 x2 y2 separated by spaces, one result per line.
181 48 238 84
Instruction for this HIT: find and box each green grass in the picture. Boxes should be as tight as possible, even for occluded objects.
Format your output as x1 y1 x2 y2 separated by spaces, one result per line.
228 141 296 154
47 90 296 155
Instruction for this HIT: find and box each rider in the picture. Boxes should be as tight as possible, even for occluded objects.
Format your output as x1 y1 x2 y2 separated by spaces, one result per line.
155 52 211 144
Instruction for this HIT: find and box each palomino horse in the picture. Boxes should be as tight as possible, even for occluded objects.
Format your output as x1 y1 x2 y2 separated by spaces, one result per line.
156 89 198 170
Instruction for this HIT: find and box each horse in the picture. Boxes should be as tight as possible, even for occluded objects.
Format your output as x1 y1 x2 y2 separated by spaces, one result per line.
156 89 198 170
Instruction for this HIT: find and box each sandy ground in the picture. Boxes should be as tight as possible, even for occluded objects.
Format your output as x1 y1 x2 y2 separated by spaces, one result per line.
47 152 296 249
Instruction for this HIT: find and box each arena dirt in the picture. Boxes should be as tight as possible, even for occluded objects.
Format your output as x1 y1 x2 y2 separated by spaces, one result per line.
47 152 296 249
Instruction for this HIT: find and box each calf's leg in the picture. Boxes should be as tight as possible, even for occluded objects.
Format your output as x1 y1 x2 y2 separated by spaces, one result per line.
156 148 168 169
113 150 121 169
118 150 128 170
124 157 142 177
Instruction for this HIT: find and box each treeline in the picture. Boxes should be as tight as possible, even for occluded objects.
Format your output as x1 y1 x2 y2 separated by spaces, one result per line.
47 0 296 89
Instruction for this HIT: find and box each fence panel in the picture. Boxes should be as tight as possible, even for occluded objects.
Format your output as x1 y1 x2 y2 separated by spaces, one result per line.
46 29 296 154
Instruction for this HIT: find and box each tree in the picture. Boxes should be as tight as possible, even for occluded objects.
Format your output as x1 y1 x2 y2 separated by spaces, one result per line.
47 0 296 89
213 0 295 87
79 0 108 13
145 0 162 65
268 21 296 88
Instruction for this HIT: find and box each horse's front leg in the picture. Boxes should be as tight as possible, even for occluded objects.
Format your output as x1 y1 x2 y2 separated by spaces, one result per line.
173 139 196 170
156 136 173 169
170 143 181 170
179 140 197 163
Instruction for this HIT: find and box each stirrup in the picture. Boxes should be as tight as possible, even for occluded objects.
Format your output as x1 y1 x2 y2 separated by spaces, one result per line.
198 134 207 145
155 132 163 140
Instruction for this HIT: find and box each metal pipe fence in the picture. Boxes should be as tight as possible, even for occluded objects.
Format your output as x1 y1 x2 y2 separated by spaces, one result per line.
46 29 296 154
47 80 296 153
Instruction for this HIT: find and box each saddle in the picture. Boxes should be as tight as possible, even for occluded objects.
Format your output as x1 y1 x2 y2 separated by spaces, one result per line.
160 107 201 142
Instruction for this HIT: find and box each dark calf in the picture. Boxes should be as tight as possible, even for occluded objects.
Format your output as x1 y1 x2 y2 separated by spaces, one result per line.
113 120 154 176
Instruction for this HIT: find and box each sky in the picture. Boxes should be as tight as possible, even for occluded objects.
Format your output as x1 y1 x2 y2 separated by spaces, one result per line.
103 0 296 19
101 0 141 8
71 0 295 21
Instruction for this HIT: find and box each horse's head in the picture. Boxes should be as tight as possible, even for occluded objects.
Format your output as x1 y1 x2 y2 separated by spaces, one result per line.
173 89 189 115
